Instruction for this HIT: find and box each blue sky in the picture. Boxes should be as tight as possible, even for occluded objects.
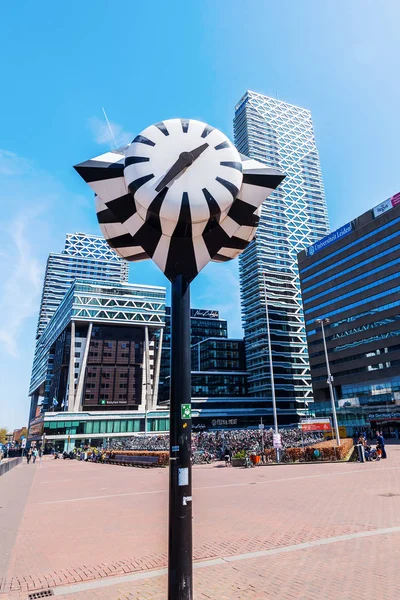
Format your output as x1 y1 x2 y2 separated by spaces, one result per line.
0 0 399 429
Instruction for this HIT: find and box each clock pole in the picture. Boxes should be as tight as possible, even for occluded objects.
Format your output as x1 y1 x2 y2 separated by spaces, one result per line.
168 274 193 599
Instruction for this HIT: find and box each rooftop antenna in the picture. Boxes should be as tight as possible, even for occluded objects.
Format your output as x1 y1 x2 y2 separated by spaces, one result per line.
102 106 118 149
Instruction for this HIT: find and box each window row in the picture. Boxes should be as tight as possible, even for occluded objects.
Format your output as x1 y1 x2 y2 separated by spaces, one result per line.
305 272 400 316
302 216 400 278
303 243 400 294
306 286 400 326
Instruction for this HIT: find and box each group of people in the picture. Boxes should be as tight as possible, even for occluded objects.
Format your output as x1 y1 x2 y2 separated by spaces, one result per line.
26 447 41 464
110 428 325 459
357 431 387 461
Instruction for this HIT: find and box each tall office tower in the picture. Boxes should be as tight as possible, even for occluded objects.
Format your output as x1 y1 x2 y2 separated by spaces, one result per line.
36 233 129 338
234 91 329 421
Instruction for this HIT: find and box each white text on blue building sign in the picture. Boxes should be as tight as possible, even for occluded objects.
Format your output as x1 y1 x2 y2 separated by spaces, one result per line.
307 222 353 256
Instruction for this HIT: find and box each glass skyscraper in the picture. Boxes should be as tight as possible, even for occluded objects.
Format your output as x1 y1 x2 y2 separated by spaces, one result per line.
36 233 129 338
234 91 329 419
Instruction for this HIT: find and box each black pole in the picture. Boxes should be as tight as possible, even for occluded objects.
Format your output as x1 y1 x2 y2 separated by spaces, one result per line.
168 274 193 600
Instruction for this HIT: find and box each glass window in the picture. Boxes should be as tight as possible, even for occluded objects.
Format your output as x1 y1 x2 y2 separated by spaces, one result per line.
100 421 106 434
304 257 399 304
93 421 100 434
114 421 120 433
133 420 140 432
120 420 127 433
127 420 134 432
107 421 113 433
302 224 400 279
305 274 400 316
85 421 93 434
303 243 400 294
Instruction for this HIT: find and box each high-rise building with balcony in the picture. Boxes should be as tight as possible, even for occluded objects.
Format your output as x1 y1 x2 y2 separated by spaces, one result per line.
234 91 329 421
36 233 129 338
36 233 129 339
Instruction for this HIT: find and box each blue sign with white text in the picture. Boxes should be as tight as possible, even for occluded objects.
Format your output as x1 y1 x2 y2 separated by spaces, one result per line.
307 222 353 256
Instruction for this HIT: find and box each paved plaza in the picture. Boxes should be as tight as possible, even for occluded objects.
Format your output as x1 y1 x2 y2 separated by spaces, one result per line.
1 449 400 599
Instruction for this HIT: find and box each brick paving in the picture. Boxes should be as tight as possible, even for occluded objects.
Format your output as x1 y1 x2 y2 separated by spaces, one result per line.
1 447 400 598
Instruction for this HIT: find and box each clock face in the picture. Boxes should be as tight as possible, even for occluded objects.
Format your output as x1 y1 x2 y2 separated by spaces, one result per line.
124 118 243 237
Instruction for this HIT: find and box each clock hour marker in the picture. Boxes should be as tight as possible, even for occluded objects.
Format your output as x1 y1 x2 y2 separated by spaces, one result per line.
173 192 192 237
215 140 230 150
125 156 150 166
106 193 137 223
128 173 155 196
180 119 190 133
132 134 156 147
202 188 220 219
201 124 214 138
215 176 239 199
154 122 169 136
220 161 243 172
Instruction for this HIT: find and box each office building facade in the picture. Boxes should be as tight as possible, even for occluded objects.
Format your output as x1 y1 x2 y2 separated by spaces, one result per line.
298 192 400 435
234 90 329 420
29 280 166 419
36 233 128 338
158 308 230 403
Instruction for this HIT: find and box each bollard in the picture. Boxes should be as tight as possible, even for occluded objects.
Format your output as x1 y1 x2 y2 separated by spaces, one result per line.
357 444 365 463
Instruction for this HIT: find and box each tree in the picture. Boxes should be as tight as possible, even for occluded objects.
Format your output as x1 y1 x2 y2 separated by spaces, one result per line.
20 427 28 438
0 428 8 444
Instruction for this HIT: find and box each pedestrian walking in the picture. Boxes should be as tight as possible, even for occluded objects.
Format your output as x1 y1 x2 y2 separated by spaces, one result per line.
27 449 32 464
32 448 38 463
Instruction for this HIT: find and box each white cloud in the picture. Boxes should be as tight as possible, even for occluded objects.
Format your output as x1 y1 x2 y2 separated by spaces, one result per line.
0 212 43 357
0 149 32 175
88 117 133 148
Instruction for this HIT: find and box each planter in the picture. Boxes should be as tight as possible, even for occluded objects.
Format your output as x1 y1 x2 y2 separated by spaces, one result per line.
232 458 246 467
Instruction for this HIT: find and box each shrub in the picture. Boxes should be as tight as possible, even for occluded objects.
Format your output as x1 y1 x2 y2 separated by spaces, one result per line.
233 450 246 459
264 448 276 462
264 438 354 463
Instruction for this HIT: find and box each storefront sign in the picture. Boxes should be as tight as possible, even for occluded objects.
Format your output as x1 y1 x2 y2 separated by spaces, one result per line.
191 309 219 319
300 418 331 432
211 418 237 427
372 192 400 218
307 222 353 256
273 433 282 448
368 411 400 421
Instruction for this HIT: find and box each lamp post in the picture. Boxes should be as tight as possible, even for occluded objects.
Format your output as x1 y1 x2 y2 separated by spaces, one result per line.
263 275 280 461
316 318 340 446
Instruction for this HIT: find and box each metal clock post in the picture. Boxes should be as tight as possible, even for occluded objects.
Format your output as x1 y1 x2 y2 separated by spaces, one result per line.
169 275 193 596
75 117 284 600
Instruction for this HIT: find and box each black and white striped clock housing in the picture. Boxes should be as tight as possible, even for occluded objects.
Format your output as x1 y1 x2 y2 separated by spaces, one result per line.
74 118 285 282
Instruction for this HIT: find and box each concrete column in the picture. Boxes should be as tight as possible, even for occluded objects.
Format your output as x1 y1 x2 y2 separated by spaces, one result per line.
68 321 76 412
144 326 152 433
151 327 164 409
73 322 93 412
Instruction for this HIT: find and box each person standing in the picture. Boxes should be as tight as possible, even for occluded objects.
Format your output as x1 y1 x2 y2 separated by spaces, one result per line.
377 431 387 459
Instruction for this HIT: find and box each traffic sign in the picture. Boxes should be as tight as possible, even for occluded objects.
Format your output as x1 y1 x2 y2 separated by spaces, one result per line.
273 433 282 449
181 404 191 420
259 424 265 430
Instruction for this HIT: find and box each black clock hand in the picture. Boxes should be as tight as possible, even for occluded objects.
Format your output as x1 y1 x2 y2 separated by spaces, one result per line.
154 143 209 192
188 142 209 160
155 151 193 192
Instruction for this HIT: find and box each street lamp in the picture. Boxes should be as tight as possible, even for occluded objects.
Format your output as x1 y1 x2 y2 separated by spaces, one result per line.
315 318 340 446
263 274 280 461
